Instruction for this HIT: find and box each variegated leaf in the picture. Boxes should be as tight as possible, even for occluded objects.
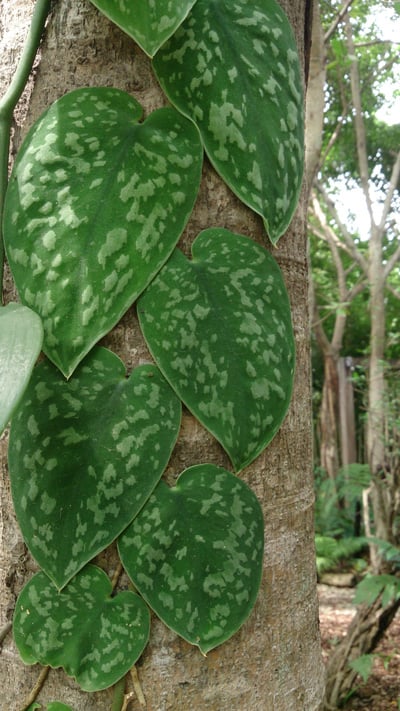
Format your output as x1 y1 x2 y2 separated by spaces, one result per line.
89 0 197 56
13 565 150 691
153 0 304 243
3 87 202 377
138 228 295 471
0 302 43 434
118 464 264 654
8 347 181 589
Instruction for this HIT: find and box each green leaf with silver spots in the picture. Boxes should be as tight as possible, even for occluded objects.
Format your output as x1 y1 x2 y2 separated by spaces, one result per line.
138 228 295 471
118 464 264 654
3 87 203 378
8 347 181 589
153 0 304 243
89 0 197 57
0 302 43 434
13 565 150 692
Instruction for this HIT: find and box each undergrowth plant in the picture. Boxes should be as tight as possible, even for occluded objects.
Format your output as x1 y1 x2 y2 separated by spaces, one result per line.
0 0 304 708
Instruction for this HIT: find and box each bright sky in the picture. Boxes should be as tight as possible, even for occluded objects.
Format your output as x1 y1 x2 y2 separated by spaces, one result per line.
334 7 400 238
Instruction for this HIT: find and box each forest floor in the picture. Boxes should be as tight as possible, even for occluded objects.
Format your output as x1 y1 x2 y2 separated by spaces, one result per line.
318 584 400 709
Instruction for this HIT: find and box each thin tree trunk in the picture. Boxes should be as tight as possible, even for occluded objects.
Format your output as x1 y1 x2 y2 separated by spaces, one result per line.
0 1 325 710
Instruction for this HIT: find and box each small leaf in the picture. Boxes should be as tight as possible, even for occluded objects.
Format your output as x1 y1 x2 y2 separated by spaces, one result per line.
118 464 264 655
13 565 150 692
354 575 399 606
153 0 304 243
8 347 181 588
47 705 75 711
138 228 295 471
4 87 202 377
0 303 43 434
89 0 197 56
349 654 375 683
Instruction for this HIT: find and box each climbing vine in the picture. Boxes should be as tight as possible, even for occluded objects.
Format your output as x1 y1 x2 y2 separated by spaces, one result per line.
0 0 304 708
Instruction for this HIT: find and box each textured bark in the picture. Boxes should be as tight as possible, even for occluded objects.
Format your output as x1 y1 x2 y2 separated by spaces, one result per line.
0 1 325 709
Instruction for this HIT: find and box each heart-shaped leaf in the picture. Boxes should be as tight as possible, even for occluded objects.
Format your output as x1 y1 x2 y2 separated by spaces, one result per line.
118 464 264 655
153 0 304 243
138 228 295 471
3 87 203 377
8 347 181 589
0 302 43 434
89 0 197 57
13 565 150 692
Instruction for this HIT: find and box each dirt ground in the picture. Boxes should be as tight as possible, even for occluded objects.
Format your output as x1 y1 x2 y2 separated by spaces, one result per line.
318 584 400 709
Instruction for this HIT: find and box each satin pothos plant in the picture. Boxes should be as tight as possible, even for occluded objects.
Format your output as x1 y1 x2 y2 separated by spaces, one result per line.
0 0 303 701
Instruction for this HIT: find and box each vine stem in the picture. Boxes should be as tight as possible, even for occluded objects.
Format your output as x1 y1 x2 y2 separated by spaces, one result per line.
0 0 52 299
19 665 50 711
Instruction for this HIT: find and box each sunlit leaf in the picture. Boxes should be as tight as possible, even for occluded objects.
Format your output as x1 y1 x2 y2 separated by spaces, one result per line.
4 87 202 377
118 464 264 654
8 347 181 588
153 0 304 243
13 565 150 691
138 228 295 471
89 0 197 56
0 302 43 434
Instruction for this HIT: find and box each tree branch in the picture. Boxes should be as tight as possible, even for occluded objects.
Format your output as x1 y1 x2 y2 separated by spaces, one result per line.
384 241 400 281
313 184 369 274
344 11 375 227
324 0 355 44
378 151 400 235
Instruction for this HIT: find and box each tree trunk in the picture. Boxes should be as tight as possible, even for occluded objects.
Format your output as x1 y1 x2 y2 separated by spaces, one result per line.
324 595 400 710
0 1 325 709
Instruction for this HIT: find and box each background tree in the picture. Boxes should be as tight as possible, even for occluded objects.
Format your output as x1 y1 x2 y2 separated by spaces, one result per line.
0 1 325 709
306 0 400 706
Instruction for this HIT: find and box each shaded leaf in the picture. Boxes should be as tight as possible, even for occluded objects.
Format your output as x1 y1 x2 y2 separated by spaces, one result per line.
89 0 197 56
348 654 375 683
13 565 150 692
138 228 295 471
8 347 181 589
4 87 202 377
118 464 264 654
0 302 43 434
153 0 304 243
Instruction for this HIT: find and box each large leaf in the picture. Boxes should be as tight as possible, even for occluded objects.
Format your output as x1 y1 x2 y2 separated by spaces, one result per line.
3 87 202 377
0 302 43 434
89 0 197 57
153 0 304 244
8 347 181 589
138 228 295 471
13 565 150 692
118 464 264 655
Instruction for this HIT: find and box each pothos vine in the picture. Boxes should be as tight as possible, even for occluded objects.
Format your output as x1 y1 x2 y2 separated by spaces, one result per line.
0 1 304 709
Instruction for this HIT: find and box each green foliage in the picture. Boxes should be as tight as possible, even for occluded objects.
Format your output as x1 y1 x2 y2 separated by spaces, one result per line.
315 534 366 576
354 574 400 607
153 0 304 244
89 0 197 56
0 302 43 434
13 565 150 691
1 0 304 699
119 464 264 654
314 464 370 538
348 653 375 684
8 348 181 589
138 228 295 471
4 88 203 377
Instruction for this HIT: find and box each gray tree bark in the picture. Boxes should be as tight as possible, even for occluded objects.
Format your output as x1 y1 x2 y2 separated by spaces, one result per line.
0 1 325 709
